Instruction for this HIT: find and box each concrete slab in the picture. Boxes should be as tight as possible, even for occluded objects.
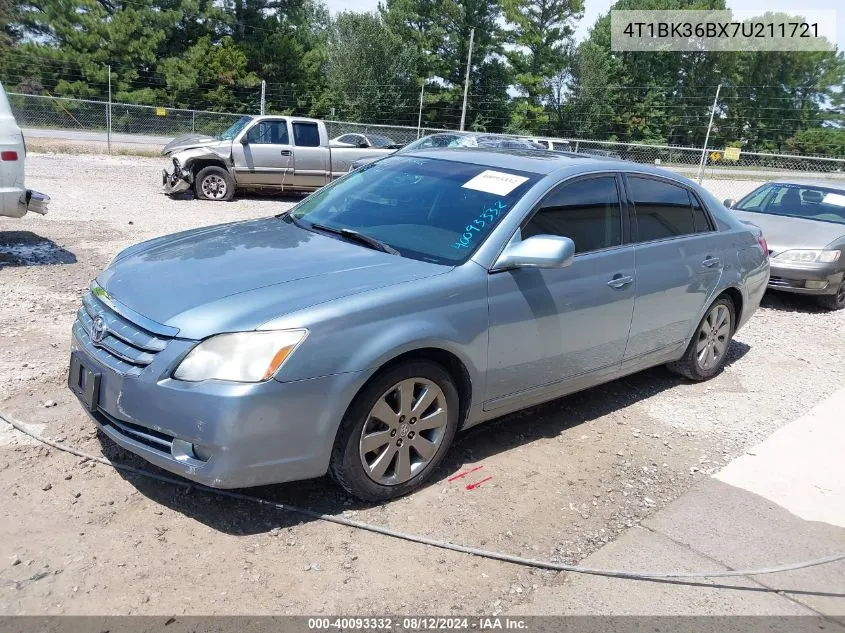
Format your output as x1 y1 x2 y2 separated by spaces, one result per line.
508 525 815 616
714 387 845 528
644 478 845 619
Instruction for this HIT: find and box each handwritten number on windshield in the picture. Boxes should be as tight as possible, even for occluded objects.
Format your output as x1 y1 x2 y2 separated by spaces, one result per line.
452 201 508 250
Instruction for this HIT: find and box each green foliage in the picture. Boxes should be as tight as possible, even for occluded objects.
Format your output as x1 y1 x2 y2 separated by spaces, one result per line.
785 128 845 156
0 0 842 155
323 11 419 123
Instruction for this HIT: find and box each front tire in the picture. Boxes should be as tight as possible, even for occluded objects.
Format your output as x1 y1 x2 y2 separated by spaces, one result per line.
667 296 736 382
194 166 235 201
816 280 845 311
330 360 459 502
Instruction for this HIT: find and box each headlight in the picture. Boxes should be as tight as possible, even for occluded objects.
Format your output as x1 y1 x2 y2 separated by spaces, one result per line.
173 329 308 382
773 249 841 264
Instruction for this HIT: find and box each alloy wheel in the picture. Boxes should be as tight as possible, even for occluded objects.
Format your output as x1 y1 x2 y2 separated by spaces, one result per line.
200 174 228 200
695 303 731 370
359 378 449 486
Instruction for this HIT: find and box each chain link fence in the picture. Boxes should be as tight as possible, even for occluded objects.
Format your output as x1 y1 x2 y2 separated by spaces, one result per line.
9 92 845 201
9 93 244 138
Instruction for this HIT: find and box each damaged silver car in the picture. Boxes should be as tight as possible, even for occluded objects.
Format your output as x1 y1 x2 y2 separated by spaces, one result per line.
162 115 397 201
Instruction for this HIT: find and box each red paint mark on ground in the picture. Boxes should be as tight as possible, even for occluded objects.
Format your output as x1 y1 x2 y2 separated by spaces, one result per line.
448 465 483 482
466 476 492 490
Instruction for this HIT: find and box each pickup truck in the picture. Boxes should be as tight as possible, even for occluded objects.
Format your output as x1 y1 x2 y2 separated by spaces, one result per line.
1 82 49 218
162 115 397 201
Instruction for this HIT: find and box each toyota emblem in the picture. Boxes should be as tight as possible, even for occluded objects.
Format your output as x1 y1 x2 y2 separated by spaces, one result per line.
91 315 107 344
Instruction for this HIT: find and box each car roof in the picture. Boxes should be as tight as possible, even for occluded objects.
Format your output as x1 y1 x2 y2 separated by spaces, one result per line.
768 179 845 192
400 147 686 181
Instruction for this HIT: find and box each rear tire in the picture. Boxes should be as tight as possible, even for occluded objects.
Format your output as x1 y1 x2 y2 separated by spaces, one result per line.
194 166 235 201
816 280 845 311
329 360 459 502
667 296 736 382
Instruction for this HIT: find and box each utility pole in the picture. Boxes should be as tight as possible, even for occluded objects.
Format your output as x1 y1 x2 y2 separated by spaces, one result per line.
696 83 721 184
260 80 266 115
107 64 112 155
459 28 475 132
417 80 425 139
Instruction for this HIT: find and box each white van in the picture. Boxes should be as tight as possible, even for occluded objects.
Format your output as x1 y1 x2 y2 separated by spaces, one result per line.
0 82 49 218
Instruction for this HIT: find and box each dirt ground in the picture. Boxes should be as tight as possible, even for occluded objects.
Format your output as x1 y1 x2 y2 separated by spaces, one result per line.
1 153 844 615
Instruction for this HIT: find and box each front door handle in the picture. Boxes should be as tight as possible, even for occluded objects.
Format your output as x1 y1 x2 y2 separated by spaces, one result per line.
607 274 634 289
280 150 292 157
701 256 721 268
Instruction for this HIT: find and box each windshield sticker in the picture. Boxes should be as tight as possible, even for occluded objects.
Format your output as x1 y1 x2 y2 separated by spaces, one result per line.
462 170 529 196
452 201 509 250
822 192 845 207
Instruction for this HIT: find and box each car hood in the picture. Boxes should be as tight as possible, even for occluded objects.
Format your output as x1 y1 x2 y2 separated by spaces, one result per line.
162 133 225 155
98 218 449 339
731 210 845 254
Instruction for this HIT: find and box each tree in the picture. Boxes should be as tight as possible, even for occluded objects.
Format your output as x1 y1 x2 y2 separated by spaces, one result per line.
380 0 510 129
502 0 583 122
322 11 419 124
564 0 845 151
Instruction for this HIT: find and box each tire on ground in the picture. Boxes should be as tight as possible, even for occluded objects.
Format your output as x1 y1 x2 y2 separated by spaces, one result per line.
667 294 736 382
816 280 845 311
194 165 235 201
329 359 460 502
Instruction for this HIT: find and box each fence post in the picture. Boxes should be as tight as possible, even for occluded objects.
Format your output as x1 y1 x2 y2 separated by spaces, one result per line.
107 64 112 155
417 80 425 139
260 80 266 116
696 83 722 184
574 141 579 153
192 110 196 133
459 28 474 132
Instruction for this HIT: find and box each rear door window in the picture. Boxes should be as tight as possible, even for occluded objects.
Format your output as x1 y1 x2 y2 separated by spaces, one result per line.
293 122 321 147
689 192 714 232
628 176 697 242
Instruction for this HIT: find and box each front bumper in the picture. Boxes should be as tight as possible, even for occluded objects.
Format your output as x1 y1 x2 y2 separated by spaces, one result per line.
768 261 844 296
16 189 50 216
162 160 192 195
68 305 369 488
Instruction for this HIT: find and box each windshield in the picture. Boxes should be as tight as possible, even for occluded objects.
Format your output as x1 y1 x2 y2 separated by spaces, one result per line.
288 155 540 265
736 183 845 225
218 116 253 141
367 134 395 147
402 134 464 151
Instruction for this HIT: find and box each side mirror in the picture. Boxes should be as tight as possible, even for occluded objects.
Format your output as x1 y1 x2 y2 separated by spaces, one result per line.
723 198 736 209
358 141 370 148
494 235 575 271
240 136 249 145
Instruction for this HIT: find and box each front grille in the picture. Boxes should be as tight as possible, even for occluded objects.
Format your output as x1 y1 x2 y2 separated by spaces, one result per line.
74 290 172 374
97 407 174 455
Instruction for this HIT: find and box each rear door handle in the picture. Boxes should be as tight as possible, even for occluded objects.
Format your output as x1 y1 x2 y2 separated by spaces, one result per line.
607 274 634 289
701 256 721 268
280 150 292 157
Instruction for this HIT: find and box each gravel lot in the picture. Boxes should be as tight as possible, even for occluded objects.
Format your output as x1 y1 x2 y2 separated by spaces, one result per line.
1 153 843 615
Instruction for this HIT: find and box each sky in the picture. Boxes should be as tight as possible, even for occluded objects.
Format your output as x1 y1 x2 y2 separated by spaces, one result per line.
322 0 844 51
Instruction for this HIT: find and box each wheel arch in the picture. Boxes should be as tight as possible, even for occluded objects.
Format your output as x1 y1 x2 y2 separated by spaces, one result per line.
189 158 232 178
348 346 474 432
719 286 744 332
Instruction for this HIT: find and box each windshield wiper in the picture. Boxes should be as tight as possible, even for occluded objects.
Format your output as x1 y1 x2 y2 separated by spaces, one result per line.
309 222 399 255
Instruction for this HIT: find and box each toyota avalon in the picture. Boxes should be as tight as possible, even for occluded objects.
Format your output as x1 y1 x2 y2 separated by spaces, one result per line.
69 150 769 501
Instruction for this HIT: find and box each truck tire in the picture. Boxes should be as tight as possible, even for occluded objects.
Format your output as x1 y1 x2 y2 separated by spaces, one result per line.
194 166 235 202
